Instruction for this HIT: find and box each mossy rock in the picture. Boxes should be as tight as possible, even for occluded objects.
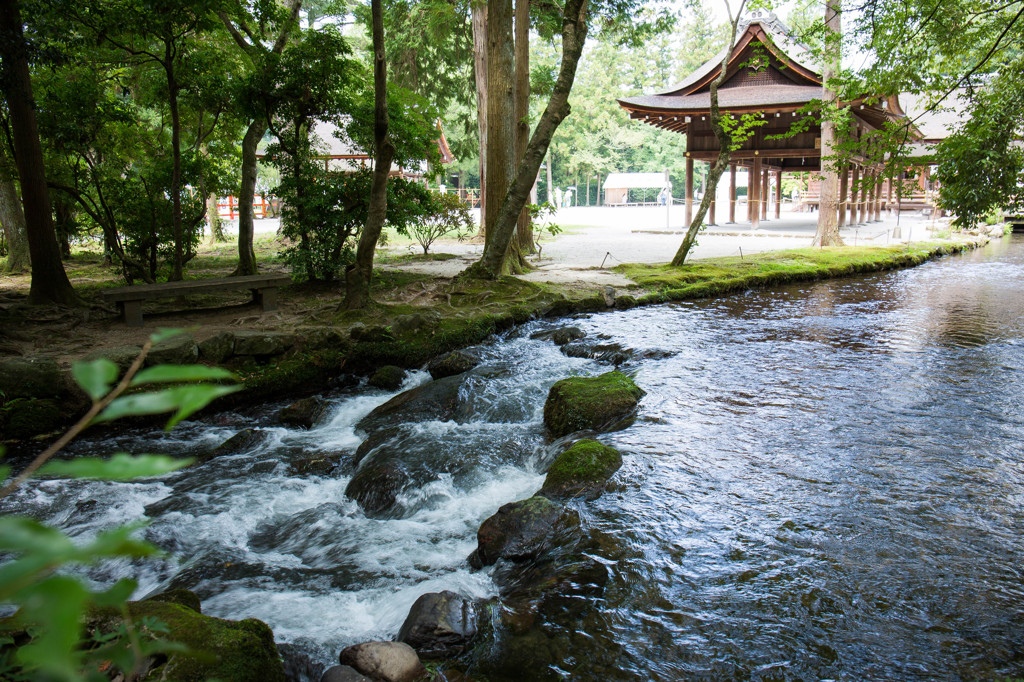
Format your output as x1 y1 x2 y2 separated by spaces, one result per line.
0 398 63 440
142 588 203 613
0 358 63 400
614 295 638 310
368 365 407 390
542 371 645 439
539 439 622 500
469 495 580 568
86 600 284 682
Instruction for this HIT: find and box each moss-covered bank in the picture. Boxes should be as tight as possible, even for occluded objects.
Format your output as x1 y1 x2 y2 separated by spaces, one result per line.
0 240 987 443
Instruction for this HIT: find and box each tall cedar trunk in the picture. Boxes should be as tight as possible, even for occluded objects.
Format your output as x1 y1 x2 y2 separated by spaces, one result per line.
468 0 589 279
813 0 844 246
0 0 77 304
512 0 533 260
0 174 30 272
166 48 185 281
234 120 265 273
341 0 395 309
484 0 515 264
671 3 747 266
472 3 488 236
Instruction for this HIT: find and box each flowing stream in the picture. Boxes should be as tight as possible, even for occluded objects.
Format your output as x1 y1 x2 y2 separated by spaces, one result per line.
6 236 1024 680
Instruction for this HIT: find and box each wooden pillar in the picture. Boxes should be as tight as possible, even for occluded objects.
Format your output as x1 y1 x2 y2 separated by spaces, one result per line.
751 156 762 229
838 166 848 228
728 164 737 223
709 191 717 226
873 172 883 221
849 166 859 225
858 167 868 224
685 157 694 227
774 171 782 220
887 176 894 215
761 166 769 221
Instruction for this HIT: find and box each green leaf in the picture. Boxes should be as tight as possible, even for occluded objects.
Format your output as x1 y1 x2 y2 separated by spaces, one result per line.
148 328 187 345
0 465 9 485
0 517 76 556
94 384 241 427
131 364 236 386
13 576 90 682
71 359 119 400
39 454 193 481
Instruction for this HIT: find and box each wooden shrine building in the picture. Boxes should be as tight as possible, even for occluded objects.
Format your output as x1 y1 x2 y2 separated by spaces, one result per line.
618 10 913 229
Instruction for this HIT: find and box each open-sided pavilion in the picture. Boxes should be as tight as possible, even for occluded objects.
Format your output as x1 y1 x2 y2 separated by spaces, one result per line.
618 10 914 229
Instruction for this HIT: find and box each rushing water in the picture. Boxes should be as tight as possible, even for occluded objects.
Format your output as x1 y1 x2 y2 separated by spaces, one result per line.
6 236 1024 680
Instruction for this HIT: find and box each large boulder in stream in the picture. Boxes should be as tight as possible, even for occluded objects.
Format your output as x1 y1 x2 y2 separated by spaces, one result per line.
469 496 581 569
85 596 284 681
539 439 622 500
345 459 412 516
368 365 407 390
338 641 426 682
543 371 644 439
397 590 478 657
355 373 465 433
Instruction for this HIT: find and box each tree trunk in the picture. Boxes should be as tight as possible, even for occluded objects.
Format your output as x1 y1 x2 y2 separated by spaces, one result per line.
472 2 488 237
0 173 30 272
484 0 515 264
512 0 533 260
0 0 76 304
166 49 186 281
342 0 395 309
234 119 265 274
466 0 590 279
671 2 747 266
207 193 225 242
546 148 553 204
813 0 844 246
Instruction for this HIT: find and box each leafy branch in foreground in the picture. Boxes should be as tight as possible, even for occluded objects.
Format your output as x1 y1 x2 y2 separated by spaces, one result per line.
0 329 240 681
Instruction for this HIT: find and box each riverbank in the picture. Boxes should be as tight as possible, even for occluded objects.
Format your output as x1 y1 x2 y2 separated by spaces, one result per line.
0 231 997 444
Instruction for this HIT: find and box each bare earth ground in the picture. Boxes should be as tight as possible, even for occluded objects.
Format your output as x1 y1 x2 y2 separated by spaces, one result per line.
0 204 951 366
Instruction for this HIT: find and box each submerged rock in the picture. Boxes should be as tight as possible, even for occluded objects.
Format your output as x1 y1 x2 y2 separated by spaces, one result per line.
321 665 372 682
289 453 345 476
427 349 480 379
543 371 645 439
530 326 586 346
86 599 284 681
368 365 407 390
345 459 411 517
469 495 581 568
278 397 329 429
539 439 622 500
560 341 632 366
207 428 266 460
397 590 477 657
338 641 426 682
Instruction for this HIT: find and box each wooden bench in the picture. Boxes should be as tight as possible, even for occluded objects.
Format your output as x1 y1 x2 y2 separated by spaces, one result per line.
101 274 291 327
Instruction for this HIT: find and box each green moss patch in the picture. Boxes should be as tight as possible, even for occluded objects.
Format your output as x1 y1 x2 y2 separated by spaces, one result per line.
540 439 622 500
617 242 975 302
543 372 645 439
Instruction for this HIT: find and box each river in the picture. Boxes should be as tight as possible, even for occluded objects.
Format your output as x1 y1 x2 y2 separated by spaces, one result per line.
5 236 1024 680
